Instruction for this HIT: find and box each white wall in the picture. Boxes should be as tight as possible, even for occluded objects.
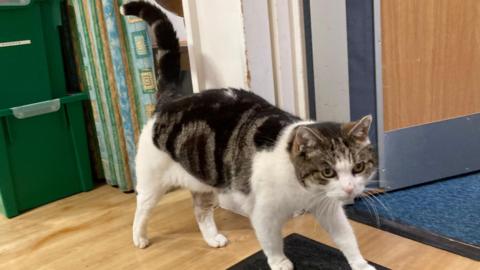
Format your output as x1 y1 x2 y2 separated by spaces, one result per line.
183 0 309 119
268 0 309 118
310 0 351 122
242 0 276 104
183 0 248 92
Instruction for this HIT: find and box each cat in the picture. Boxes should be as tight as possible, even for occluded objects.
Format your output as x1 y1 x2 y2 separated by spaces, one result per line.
120 1 377 270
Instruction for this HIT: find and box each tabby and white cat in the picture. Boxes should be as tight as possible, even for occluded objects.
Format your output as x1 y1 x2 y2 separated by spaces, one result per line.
121 1 377 270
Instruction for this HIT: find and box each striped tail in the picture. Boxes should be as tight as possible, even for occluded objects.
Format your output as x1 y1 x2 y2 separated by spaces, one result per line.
120 0 181 98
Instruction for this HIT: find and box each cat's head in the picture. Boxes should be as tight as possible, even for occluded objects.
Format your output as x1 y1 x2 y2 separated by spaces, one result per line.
289 115 377 203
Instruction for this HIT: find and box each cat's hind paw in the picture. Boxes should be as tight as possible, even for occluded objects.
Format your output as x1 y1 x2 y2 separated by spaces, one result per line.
133 235 150 249
205 233 229 248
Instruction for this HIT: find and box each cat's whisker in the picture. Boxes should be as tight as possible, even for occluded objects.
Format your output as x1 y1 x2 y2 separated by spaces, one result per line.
367 179 381 183
313 196 329 216
365 192 394 221
362 199 375 223
325 199 336 219
313 210 319 233
309 200 321 234
363 195 380 227
307 195 323 210
364 188 395 206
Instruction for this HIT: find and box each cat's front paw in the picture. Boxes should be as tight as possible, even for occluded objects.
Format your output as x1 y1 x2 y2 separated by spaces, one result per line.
133 234 150 249
350 261 376 270
269 257 294 270
205 233 229 248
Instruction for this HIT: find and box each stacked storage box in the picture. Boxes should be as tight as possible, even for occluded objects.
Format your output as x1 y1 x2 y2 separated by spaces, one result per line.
0 0 93 218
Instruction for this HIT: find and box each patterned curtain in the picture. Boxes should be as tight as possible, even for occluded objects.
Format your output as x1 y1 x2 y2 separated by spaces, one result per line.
66 0 157 191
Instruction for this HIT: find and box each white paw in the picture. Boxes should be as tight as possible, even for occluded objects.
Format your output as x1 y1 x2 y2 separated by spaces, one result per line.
205 233 229 248
269 258 294 270
133 234 150 249
350 261 376 270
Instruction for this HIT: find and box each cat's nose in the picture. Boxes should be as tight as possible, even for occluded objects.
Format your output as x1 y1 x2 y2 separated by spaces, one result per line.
343 185 354 195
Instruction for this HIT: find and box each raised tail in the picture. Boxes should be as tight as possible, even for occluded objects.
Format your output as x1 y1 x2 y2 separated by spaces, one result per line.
120 0 181 97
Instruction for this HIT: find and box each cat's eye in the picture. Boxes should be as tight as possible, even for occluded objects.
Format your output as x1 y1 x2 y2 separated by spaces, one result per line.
352 162 365 174
321 167 336 178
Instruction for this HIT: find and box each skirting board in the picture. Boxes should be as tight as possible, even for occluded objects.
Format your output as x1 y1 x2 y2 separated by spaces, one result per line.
346 207 480 261
381 113 480 190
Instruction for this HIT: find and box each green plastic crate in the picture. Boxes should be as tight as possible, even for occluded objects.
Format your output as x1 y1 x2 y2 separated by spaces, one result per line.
0 0 68 108
0 93 93 218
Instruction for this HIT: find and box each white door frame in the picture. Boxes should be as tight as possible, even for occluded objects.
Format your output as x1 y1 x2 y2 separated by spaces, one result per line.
182 0 310 119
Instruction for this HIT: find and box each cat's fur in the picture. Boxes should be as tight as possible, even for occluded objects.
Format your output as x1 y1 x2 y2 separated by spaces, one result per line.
121 1 377 270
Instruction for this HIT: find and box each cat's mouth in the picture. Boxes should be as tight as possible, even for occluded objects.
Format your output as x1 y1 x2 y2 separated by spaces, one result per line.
326 191 358 204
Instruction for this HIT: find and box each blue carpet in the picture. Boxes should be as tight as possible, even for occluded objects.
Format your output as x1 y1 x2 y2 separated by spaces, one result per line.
351 172 480 246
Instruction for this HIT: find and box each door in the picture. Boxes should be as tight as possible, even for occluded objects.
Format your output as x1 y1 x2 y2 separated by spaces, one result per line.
377 0 480 189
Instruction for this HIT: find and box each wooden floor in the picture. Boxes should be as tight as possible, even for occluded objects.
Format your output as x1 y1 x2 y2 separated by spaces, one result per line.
1 185 478 270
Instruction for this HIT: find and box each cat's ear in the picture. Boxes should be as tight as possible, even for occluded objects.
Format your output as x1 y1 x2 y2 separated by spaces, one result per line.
292 126 325 156
343 115 372 143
